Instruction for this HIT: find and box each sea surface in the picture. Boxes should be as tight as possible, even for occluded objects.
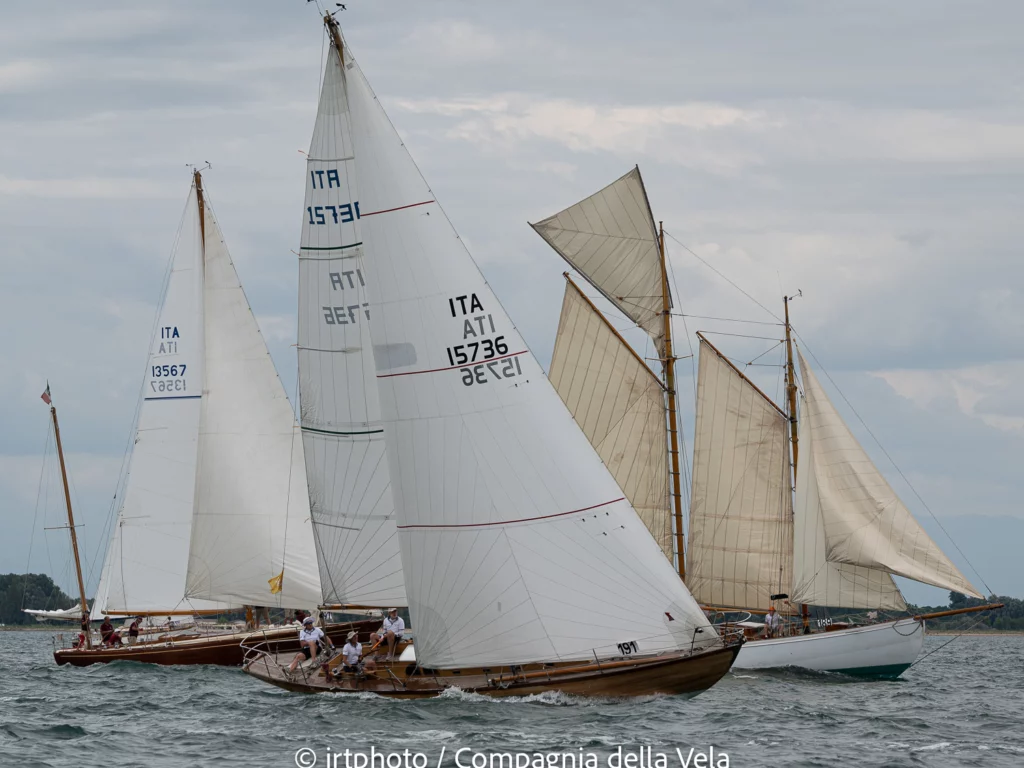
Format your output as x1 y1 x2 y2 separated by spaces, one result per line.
0 630 1021 768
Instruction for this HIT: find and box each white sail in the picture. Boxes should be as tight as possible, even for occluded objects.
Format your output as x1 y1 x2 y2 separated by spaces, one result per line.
93 186 231 616
530 167 666 354
343 40 715 669
184 195 323 608
794 350 982 599
547 277 672 560
297 42 406 607
686 337 794 610
791 392 907 610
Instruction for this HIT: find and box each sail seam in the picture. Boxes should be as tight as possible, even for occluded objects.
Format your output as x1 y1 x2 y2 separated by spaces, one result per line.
361 200 435 217
302 426 383 437
299 242 363 251
396 497 625 530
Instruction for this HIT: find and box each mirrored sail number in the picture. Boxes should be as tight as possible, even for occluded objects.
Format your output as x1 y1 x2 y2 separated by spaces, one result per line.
460 356 523 386
307 202 360 225
150 364 187 393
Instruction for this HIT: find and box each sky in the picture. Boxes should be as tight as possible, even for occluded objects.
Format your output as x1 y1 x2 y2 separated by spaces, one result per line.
1 1 1021 609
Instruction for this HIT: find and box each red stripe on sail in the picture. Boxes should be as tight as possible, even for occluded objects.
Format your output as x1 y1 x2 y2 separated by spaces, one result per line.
397 498 626 530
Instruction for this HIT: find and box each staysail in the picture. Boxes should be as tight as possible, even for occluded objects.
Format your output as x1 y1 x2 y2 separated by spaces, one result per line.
184 191 322 608
530 167 666 354
93 185 231 617
342 36 715 668
547 275 672 560
296 41 406 607
792 350 982 600
687 336 794 610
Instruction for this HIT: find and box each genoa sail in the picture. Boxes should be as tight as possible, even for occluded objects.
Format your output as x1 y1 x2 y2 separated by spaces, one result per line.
547 276 672 560
296 41 406 608
93 185 231 617
184 191 322 609
530 167 667 354
686 336 794 610
791 350 982 601
341 35 715 668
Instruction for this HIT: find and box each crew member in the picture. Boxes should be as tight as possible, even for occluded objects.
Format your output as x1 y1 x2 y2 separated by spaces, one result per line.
340 631 362 674
287 617 334 673
764 606 781 638
370 608 405 661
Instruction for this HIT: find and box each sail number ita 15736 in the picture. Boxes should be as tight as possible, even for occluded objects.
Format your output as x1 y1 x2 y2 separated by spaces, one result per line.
447 293 524 387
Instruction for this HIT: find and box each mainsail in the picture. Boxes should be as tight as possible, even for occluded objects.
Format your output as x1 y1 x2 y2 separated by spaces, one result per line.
93 185 231 617
791 351 982 600
296 41 406 608
184 190 322 608
687 336 794 610
547 276 672 559
530 167 667 354
341 36 715 668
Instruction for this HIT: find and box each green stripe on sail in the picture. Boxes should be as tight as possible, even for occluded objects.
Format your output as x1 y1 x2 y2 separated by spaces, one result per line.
299 242 363 251
302 425 383 437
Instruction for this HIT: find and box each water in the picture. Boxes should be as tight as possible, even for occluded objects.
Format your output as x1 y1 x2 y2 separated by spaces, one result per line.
1 631 1021 768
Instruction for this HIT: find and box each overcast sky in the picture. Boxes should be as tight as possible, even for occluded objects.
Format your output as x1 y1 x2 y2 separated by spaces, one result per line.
1 1 1020 608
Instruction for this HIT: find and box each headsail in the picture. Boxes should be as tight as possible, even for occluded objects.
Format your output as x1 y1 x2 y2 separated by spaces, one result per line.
686 336 794 610
530 167 666 354
297 41 406 607
793 350 982 599
93 185 231 617
184 189 322 608
342 34 714 668
547 276 672 560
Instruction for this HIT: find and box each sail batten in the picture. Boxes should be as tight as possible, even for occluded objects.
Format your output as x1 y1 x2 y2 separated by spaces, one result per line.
686 336 794 610
792 350 982 601
531 167 667 353
547 276 673 560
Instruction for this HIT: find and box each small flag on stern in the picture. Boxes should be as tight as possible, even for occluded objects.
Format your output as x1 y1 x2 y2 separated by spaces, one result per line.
268 570 284 595
41 383 51 405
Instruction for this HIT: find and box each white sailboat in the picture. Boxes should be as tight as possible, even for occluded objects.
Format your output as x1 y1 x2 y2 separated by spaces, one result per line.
533 168 1000 677
243 14 740 697
56 171 326 666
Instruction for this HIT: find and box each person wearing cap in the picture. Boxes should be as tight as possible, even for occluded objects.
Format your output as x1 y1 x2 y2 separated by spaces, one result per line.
764 606 781 638
287 616 334 673
339 631 363 674
370 608 405 661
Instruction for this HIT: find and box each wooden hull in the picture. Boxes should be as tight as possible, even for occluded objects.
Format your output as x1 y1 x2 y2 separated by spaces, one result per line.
53 620 379 668
731 618 924 678
242 641 742 699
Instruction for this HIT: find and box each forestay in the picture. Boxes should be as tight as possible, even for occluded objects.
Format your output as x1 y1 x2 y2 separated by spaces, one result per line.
791 392 907 610
687 337 794 610
794 350 982 599
184 195 322 608
531 167 666 354
296 43 406 608
342 41 715 668
93 187 230 617
548 277 672 560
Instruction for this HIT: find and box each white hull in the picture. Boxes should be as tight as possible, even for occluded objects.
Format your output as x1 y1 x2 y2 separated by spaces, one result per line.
731 618 925 677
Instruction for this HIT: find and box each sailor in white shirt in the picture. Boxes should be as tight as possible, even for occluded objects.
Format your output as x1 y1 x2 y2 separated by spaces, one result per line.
370 608 405 660
340 631 363 673
764 606 781 638
288 616 334 673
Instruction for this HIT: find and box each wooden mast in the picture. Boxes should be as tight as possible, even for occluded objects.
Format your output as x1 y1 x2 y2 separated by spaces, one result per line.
50 398 92 649
783 295 809 631
324 12 344 61
193 169 206 248
659 221 685 580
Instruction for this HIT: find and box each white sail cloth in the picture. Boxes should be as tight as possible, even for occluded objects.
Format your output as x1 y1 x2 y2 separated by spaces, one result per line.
342 41 716 668
184 196 322 609
547 277 673 560
687 337 794 610
93 187 231 617
530 167 666 354
792 351 982 599
297 43 406 607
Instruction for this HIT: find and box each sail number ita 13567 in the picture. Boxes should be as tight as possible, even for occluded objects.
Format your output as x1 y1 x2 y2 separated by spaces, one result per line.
447 293 524 387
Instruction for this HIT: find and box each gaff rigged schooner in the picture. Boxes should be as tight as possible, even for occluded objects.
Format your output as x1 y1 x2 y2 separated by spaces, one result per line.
533 169 1002 678
243 14 741 697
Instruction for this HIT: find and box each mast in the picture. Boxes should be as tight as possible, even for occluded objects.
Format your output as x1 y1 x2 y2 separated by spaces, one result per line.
51 399 91 648
324 12 344 60
783 294 808 629
659 221 685 580
193 169 206 248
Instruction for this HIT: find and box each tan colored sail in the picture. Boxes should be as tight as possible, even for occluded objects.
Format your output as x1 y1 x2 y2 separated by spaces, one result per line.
686 336 794 609
794 350 982 599
531 167 666 354
548 277 673 560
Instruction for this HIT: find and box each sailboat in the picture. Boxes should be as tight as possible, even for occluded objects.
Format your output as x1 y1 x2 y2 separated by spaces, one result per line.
242 14 741 697
54 171 373 667
533 168 1002 678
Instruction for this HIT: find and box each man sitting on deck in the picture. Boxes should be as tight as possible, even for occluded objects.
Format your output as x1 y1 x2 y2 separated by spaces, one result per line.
764 606 781 638
287 617 334 673
339 631 362 674
370 608 405 661
99 616 115 646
